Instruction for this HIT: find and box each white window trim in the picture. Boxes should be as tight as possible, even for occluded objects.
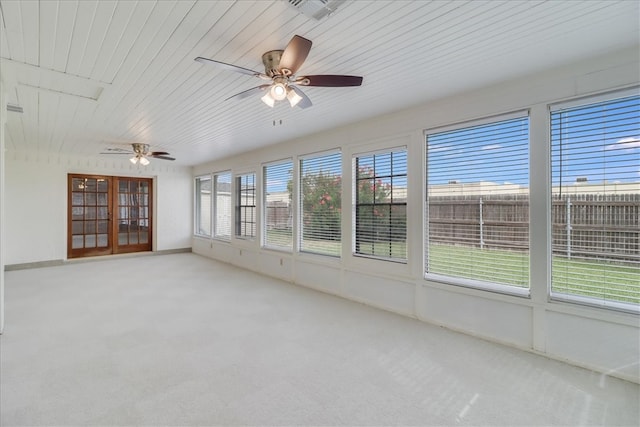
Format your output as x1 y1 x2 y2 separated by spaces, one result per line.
549 86 639 112
212 170 232 242
351 146 408 263
424 111 531 294
262 158 294 252
194 174 212 238
298 149 342 258
424 110 529 136
234 172 257 241
548 89 640 313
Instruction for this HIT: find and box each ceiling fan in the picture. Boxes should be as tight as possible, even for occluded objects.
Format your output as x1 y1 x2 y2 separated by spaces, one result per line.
101 143 175 165
195 35 363 109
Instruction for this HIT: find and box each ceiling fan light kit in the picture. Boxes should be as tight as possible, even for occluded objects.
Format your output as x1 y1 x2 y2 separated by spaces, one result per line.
130 155 150 166
270 81 287 100
287 87 303 107
195 35 363 109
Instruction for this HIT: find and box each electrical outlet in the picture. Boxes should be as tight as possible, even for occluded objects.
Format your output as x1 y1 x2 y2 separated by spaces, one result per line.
280 258 283 266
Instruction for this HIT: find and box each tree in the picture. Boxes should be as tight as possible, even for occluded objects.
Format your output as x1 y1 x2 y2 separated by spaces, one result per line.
290 167 392 243
299 172 342 240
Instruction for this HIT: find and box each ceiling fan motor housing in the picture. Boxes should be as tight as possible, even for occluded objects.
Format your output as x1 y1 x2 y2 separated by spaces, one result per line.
262 50 285 76
132 143 149 155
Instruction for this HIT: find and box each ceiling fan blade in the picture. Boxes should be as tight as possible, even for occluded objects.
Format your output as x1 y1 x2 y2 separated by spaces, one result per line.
149 155 176 161
290 86 312 109
148 151 170 156
279 35 312 75
195 57 266 78
102 147 130 152
100 152 130 155
225 85 271 101
296 75 363 87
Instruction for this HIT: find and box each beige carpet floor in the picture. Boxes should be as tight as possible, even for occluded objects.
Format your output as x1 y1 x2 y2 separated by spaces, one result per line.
1 253 638 426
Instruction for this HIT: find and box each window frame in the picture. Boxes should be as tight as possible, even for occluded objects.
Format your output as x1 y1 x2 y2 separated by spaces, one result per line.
234 172 257 240
548 88 640 313
298 149 343 258
424 111 531 296
213 170 232 242
194 174 212 238
262 159 294 251
352 146 408 263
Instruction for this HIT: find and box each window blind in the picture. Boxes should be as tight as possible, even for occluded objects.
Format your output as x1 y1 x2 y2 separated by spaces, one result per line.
300 151 342 257
235 173 256 239
354 149 407 261
426 115 530 289
214 171 232 240
195 176 211 236
551 94 639 308
264 161 293 250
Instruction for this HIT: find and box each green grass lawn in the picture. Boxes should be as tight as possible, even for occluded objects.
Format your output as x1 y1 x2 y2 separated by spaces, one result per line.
428 243 639 304
267 230 639 305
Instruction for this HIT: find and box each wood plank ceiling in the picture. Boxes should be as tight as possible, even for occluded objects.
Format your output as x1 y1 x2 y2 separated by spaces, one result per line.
1 0 638 166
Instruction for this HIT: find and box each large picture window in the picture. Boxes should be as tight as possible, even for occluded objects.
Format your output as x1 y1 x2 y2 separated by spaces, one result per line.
300 151 342 257
263 160 293 250
235 173 256 239
353 149 407 261
551 93 639 309
214 171 232 240
425 113 530 290
195 175 211 237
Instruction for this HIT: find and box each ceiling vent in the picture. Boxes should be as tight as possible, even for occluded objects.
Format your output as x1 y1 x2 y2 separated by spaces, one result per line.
286 0 345 20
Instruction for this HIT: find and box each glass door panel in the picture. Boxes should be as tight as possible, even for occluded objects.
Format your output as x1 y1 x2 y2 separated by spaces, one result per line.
68 175 112 257
114 177 152 254
68 174 153 258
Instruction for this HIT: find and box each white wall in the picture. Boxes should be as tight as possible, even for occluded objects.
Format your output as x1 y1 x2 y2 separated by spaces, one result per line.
4 151 192 265
1 78 6 333
192 47 640 383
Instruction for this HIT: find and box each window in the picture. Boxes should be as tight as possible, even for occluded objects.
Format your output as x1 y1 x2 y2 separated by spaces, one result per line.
263 160 293 249
195 175 212 236
551 93 639 309
425 113 530 290
300 151 342 257
235 173 256 239
214 171 232 240
354 149 407 261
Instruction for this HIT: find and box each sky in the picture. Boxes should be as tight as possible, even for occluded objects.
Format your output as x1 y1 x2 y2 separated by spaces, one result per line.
427 95 639 188
224 95 639 193
550 95 639 186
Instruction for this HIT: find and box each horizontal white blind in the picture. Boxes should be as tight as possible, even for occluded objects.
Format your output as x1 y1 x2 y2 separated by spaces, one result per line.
264 161 293 250
426 115 530 288
195 176 211 236
354 149 407 261
300 151 342 257
235 173 256 239
214 171 232 240
551 94 639 308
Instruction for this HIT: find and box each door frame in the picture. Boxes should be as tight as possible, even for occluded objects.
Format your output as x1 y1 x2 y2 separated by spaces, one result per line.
67 174 154 258
112 176 154 255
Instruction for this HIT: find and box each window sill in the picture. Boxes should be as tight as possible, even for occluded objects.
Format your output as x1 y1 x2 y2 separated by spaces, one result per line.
424 273 531 299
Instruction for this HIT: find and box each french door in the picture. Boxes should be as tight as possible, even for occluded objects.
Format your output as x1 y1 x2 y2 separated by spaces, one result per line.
68 174 153 258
